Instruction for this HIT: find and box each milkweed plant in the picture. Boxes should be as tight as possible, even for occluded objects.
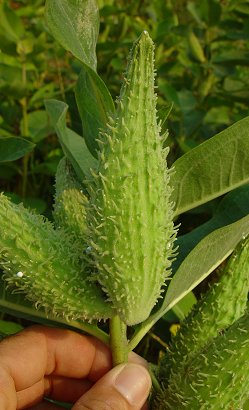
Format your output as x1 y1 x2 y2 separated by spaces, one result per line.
1 1 249 409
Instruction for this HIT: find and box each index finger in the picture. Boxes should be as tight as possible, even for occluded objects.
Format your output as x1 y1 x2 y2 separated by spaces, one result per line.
0 325 112 406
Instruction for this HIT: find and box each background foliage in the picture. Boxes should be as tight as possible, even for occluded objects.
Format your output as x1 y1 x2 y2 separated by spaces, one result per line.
0 0 249 356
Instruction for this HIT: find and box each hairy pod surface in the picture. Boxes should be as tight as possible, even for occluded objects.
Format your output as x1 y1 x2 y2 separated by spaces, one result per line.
87 31 176 325
155 310 249 409
0 194 113 321
159 236 249 383
53 156 88 241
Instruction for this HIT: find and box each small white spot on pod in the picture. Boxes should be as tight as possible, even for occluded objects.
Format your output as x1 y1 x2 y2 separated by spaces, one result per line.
16 271 24 278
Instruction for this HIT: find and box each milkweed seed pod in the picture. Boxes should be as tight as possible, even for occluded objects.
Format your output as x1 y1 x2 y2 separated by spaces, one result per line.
53 156 88 241
155 310 249 409
87 31 176 325
0 194 112 321
159 236 249 384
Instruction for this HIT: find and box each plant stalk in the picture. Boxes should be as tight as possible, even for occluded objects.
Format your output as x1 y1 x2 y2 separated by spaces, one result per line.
128 311 161 351
21 56 30 198
110 315 128 366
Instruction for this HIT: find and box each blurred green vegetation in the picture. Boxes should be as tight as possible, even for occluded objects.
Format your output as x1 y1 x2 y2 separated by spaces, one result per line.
1 0 249 215
0 0 249 371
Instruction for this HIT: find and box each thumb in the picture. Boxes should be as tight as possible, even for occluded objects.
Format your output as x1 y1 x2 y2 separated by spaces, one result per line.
72 363 151 410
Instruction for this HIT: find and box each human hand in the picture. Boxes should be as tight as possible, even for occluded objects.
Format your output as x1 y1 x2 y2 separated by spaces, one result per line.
0 325 151 410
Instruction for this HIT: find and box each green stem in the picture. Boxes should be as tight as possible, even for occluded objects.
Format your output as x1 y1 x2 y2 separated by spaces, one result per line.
128 299 178 351
110 315 128 366
55 54 66 102
128 311 160 351
21 56 29 198
69 320 109 345
22 152 29 198
148 363 164 395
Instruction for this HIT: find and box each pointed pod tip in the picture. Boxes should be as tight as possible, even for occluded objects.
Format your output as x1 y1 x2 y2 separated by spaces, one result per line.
133 30 154 52
140 30 152 40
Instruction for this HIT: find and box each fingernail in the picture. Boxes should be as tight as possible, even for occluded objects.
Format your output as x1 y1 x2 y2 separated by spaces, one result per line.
114 363 151 406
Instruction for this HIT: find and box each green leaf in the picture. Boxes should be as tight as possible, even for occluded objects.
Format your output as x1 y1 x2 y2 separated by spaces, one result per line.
45 0 99 71
129 215 249 350
171 117 249 216
29 83 55 105
75 66 115 155
174 184 249 271
23 197 47 214
0 65 24 98
0 3 25 44
21 110 53 143
45 99 98 180
212 50 249 65
163 215 249 315
0 137 35 162
0 319 23 337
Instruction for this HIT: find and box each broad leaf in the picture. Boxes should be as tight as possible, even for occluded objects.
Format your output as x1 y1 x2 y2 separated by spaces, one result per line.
129 215 249 349
174 184 249 271
45 0 99 71
20 110 53 143
0 3 25 44
45 99 98 181
75 66 115 156
163 214 249 315
171 116 249 216
0 137 35 162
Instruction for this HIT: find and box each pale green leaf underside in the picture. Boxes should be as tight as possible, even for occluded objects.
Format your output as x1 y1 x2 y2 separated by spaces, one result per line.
45 99 98 180
171 116 249 216
45 0 99 71
174 184 249 272
164 214 249 312
129 215 249 350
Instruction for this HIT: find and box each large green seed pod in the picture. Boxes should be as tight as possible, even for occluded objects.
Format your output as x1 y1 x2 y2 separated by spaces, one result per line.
155 310 249 409
159 236 249 384
87 31 176 325
53 156 88 241
0 194 113 322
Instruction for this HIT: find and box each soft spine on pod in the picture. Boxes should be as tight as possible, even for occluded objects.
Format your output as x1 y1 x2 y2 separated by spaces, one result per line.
53 156 88 241
87 31 176 325
155 310 249 409
158 236 249 384
0 194 113 321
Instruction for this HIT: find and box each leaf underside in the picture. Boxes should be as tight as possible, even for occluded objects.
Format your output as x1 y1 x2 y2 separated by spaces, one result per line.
171 116 249 216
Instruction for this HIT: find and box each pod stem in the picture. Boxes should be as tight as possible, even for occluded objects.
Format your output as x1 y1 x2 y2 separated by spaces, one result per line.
110 315 128 366
69 320 109 345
